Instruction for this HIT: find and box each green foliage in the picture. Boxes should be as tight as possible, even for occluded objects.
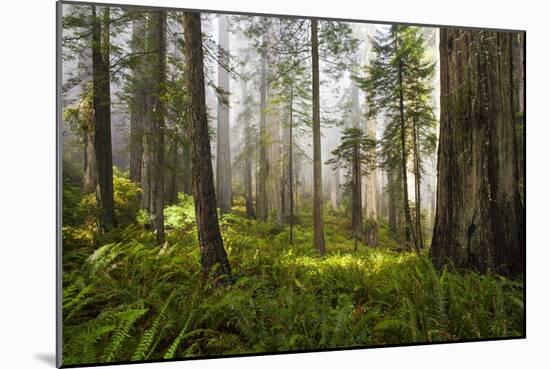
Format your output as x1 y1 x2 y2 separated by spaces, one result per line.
356 25 437 176
112 176 142 226
163 193 196 230
326 127 377 181
62 198 524 365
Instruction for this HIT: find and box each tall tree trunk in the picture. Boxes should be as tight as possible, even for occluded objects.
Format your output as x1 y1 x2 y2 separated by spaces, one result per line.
267 107 283 226
181 139 192 195
257 23 269 221
91 6 116 232
141 11 166 244
396 38 419 254
364 118 378 219
82 111 97 193
77 43 97 194
351 81 363 249
431 29 524 276
412 117 424 249
183 12 232 282
352 142 363 250
216 15 232 213
387 170 398 234
166 135 179 205
289 80 294 244
331 167 341 209
430 152 437 225
513 32 525 205
129 16 146 184
242 82 256 218
311 19 326 254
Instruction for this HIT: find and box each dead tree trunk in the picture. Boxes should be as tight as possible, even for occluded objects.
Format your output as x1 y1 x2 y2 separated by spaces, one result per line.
431 29 525 276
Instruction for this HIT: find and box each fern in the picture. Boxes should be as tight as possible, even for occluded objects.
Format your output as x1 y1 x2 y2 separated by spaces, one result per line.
164 312 194 359
102 307 148 362
132 293 175 361
61 188 525 365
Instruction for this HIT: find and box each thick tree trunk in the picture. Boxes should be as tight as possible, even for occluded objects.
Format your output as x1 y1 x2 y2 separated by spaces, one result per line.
311 19 326 254
257 24 269 221
431 29 525 276
513 33 525 205
183 12 232 282
129 16 146 184
91 6 116 232
216 15 232 213
141 11 166 244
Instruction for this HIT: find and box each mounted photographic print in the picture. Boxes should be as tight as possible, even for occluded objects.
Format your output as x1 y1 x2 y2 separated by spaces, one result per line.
56 0 526 367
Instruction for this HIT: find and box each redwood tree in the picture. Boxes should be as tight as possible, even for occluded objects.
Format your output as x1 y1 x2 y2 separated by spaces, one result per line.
141 10 166 244
431 29 525 276
310 19 326 254
216 15 232 213
91 5 116 232
183 12 232 282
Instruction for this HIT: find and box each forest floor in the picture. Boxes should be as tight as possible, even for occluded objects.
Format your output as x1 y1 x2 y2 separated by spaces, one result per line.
61 177 525 366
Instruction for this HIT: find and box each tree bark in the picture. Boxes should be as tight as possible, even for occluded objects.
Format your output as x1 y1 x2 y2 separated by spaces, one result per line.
431 29 525 276
412 117 424 249
242 82 256 218
82 99 97 193
216 15 232 213
352 141 363 250
141 10 166 244
387 170 398 234
289 79 294 243
129 16 146 184
91 6 116 232
512 32 525 205
396 36 419 254
364 124 378 220
257 22 269 221
311 19 326 254
166 135 179 205
183 12 232 282
77 43 97 194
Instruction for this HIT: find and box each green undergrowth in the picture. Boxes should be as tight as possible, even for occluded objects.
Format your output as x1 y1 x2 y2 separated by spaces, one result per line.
62 185 524 366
